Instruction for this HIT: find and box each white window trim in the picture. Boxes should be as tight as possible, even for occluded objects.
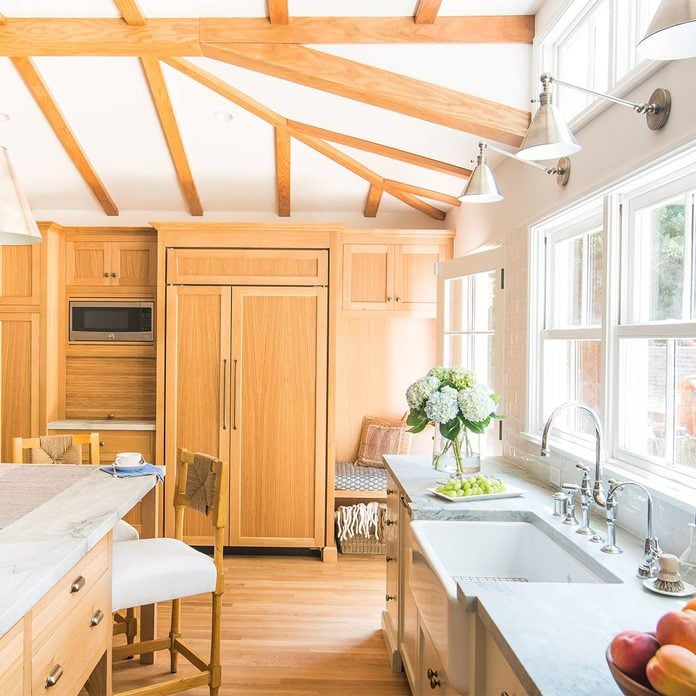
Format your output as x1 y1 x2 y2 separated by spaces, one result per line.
527 143 696 495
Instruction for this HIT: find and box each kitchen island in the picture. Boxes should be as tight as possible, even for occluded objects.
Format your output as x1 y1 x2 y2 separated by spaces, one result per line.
383 455 685 695
0 464 161 694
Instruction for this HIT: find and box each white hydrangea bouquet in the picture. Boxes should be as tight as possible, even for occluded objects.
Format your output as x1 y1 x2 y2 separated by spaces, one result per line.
405 366 501 474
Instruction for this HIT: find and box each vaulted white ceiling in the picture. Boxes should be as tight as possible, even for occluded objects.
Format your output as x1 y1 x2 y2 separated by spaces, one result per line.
0 0 541 225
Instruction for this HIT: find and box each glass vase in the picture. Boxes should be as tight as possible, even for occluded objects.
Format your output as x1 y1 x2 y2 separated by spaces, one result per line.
432 429 480 476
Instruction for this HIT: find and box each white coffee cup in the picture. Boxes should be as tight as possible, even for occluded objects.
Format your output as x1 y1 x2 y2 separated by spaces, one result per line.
115 452 143 469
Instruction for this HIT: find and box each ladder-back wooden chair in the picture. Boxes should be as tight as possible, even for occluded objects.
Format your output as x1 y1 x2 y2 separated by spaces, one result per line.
111 447 227 696
13 432 140 644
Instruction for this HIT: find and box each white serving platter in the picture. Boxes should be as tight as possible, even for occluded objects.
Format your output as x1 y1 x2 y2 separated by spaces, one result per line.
427 486 526 503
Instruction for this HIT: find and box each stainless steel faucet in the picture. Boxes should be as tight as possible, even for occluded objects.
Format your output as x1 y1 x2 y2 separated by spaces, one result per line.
540 401 607 507
600 479 662 578
575 463 603 543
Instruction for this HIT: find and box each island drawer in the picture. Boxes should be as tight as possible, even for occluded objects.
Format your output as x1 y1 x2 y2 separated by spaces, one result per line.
0 618 25 695
31 568 110 695
97 430 154 464
31 536 108 654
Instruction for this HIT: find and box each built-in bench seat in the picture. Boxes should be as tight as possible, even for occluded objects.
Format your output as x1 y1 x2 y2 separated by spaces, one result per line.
334 461 387 501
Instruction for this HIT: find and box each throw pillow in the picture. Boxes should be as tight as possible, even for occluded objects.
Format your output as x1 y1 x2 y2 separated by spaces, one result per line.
355 416 412 468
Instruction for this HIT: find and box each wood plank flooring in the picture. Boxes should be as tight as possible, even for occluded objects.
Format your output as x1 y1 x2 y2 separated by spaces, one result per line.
112 554 410 695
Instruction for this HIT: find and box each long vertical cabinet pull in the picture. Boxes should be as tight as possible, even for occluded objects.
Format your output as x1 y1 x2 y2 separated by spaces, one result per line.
232 359 238 430
222 359 228 430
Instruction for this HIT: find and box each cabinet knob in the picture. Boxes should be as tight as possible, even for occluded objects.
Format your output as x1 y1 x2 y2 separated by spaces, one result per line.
387 296 393 302
99 441 105 447
70 575 85 593
386 488 397 495
429 675 441 689
385 519 397 526
395 297 402 302
385 594 396 602
103 272 109 278
111 272 117 277
385 556 396 563
45 664 63 688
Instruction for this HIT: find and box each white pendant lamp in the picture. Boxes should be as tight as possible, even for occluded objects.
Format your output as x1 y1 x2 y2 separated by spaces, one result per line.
459 142 570 204
638 0 696 60
0 146 42 245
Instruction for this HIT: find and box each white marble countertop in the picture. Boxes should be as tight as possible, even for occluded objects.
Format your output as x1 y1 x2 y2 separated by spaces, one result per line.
48 419 156 431
0 464 160 637
384 455 686 696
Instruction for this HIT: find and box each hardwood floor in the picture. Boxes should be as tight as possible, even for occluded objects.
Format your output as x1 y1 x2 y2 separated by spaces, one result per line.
112 554 410 695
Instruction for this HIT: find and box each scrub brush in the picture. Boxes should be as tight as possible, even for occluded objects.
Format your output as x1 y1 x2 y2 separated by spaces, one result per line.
653 553 685 593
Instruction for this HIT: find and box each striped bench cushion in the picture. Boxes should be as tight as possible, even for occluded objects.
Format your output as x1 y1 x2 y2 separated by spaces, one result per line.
335 461 387 492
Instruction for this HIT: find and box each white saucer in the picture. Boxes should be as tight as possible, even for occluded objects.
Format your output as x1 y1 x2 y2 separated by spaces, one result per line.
642 578 696 597
112 460 144 470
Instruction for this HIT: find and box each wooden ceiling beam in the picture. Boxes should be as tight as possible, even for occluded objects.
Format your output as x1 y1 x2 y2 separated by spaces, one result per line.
200 16 534 43
287 120 472 179
267 1 289 25
275 128 291 217
414 0 442 24
113 0 146 25
141 57 203 216
0 19 201 56
364 185 383 218
0 17 534 55
384 179 460 207
161 58 446 220
10 57 118 216
202 43 530 146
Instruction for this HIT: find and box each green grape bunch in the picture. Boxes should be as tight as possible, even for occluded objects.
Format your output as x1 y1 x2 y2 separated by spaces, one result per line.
435 475 506 498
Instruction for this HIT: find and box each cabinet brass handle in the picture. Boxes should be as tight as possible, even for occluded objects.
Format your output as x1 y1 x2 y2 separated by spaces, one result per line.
45 664 63 688
385 556 396 563
222 359 228 431
90 609 104 627
70 575 85 593
385 594 395 602
232 359 238 431
385 519 397 526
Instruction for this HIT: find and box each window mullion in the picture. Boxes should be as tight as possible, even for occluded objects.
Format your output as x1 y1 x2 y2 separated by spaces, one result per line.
665 339 677 467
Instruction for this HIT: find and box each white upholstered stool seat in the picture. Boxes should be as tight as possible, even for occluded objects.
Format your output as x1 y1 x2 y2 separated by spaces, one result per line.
112 538 217 612
113 520 139 543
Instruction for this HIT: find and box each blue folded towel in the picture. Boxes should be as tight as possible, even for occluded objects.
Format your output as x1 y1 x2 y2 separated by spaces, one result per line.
99 464 165 482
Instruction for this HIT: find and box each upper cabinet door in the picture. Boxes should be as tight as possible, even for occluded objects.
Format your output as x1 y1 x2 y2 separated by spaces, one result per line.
342 244 395 310
111 241 157 288
393 243 448 312
66 241 112 287
0 244 41 306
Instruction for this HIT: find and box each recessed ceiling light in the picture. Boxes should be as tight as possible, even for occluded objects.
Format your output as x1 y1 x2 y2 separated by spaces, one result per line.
214 111 234 122
0 114 10 122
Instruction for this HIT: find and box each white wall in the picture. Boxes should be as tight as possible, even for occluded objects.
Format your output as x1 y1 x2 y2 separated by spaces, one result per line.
450 56 696 552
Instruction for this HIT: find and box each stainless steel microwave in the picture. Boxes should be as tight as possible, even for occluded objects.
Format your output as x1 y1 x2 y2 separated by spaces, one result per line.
69 301 154 342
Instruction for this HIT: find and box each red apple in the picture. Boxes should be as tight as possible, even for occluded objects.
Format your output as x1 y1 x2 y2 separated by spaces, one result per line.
610 631 660 685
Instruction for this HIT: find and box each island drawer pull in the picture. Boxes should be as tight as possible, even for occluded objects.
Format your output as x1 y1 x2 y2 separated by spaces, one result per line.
45 664 63 688
385 519 397 526
70 575 86 593
90 609 104 627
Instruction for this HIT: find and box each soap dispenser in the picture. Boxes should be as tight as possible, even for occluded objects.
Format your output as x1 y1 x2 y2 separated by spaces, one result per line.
679 513 696 586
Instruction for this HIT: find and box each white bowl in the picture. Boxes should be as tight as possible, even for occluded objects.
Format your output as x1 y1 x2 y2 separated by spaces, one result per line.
115 452 143 469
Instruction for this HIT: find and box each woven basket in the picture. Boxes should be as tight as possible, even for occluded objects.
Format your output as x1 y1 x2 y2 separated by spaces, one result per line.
336 503 387 555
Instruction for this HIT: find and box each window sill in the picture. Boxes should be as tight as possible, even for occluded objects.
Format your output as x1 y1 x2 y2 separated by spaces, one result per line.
519 431 696 515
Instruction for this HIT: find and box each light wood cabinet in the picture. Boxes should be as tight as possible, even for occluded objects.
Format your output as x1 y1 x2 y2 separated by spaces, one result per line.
0 244 41 306
384 483 400 669
0 312 40 461
419 623 450 695
399 493 418 689
482 630 526 696
67 239 156 289
165 274 328 548
0 618 25 696
342 241 449 314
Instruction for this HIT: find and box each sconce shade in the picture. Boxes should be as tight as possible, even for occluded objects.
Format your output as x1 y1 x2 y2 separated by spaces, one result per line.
517 99 581 161
0 147 42 245
638 0 696 60
458 145 503 203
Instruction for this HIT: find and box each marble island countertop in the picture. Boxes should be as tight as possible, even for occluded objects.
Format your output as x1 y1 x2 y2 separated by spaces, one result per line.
47 418 156 431
0 464 159 637
385 455 686 696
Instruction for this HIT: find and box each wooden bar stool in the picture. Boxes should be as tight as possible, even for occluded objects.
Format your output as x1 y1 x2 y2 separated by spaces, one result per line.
111 447 227 696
